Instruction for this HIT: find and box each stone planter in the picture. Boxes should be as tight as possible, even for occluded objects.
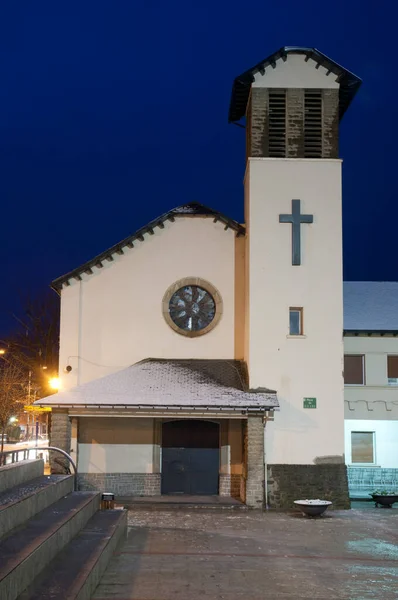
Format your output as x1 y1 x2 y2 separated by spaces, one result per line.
294 499 332 517
371 494 398 508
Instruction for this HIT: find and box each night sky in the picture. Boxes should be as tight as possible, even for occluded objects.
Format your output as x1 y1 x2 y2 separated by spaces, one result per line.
0 2 395 335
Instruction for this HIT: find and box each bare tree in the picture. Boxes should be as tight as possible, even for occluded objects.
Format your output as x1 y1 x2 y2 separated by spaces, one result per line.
7 290 60 401
0 358 26 452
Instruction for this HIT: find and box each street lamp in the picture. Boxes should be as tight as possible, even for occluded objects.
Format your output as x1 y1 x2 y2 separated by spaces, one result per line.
0 339 9 354
49 377 61 390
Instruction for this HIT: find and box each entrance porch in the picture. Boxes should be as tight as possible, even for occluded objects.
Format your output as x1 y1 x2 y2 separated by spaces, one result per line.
73 415 261 505
37 359 278 508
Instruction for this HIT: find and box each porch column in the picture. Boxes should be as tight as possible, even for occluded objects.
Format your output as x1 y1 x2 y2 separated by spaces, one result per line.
246 416 264 508
50 410 71 474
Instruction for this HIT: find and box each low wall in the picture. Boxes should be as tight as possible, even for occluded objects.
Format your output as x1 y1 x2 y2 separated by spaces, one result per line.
347 467 398 499
78 473 161 496
267 464 350 509
219 474 242 500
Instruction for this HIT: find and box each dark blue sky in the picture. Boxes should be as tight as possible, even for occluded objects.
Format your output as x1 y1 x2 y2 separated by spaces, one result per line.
0 2 395 335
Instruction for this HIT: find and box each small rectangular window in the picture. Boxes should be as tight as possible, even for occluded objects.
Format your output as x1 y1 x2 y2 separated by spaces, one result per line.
344 355 365 385
289 307 303 336
351 432 374 464
387 355 398 385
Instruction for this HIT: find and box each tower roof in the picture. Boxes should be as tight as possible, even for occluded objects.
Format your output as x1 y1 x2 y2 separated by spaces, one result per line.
228 46 362 123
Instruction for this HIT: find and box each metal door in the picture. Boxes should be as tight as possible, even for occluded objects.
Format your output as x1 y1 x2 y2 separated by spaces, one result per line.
161 420 219 495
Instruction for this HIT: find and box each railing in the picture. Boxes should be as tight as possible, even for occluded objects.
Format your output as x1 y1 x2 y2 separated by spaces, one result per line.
347 466 398 498
0 447 37 466
0 446 78 491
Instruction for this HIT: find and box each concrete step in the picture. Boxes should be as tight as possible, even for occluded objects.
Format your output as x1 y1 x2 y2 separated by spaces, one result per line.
0 460 44 495
0 491 100 600
117 496 247 511
0 475 74 540
122 502 248 511
18 509 127 600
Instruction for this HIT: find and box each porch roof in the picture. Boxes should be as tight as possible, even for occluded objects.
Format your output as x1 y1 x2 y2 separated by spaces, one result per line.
35 359 278 413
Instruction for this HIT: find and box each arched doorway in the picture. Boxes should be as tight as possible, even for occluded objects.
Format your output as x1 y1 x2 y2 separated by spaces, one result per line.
161 420 220 495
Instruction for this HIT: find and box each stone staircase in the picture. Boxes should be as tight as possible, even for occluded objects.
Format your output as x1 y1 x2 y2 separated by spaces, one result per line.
0 459 127 600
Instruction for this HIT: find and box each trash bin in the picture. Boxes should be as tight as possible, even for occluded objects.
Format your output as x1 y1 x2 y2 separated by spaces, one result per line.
101 492 115 509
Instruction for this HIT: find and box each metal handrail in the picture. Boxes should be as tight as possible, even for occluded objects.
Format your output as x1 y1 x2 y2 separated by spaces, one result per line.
0 447 32 465
0 446 78 491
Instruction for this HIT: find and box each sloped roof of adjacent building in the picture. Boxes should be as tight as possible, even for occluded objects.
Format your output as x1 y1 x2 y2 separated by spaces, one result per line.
229 46 362 123
344 282 398 333
52 202 245 291
35 359 278 412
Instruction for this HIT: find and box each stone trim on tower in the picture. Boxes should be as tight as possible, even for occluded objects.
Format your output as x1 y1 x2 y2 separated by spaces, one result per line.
322 89 339 158
247 88 267 158
286 89 305 157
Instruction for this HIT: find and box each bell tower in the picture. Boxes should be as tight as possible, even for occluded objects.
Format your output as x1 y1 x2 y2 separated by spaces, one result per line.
229 47 361 507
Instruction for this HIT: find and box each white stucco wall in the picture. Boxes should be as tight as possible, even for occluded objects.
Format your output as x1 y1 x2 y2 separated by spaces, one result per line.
344 336 398 420
58 217 237 388
78 444 154 473
253 54 339 89
77 416 157 473
246 158 344 464
344 419 398 468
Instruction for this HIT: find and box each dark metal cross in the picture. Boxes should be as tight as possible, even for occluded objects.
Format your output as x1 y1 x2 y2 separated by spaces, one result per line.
279 199 313 266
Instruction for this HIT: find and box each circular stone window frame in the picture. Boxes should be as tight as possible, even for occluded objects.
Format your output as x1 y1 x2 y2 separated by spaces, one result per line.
162 277 223 338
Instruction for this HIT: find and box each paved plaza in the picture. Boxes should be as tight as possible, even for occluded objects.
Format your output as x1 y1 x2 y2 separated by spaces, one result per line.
92 503 398 600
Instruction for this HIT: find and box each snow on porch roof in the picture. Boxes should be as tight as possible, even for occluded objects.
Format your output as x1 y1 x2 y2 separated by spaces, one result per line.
35 359 278 412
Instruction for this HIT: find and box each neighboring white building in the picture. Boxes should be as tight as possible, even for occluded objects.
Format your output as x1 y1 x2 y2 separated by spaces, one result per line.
36 47 362 508
344 282 398 497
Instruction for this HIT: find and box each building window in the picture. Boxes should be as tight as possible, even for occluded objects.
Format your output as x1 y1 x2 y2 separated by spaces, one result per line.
344 355 365 385
289 307 303 336
351 432 375 464
387 355 398 385
162 277 223 338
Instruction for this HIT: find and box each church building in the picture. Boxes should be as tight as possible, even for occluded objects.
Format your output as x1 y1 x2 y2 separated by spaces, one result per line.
37 46 362 509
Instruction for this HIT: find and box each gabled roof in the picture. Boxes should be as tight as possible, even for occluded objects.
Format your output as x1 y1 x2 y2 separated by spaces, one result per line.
35 359 278 412
52 202 245 291
229 46 362 123
344 282 398 334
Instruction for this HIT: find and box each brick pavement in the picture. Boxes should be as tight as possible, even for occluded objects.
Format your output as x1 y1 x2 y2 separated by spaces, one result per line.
93 505 398 599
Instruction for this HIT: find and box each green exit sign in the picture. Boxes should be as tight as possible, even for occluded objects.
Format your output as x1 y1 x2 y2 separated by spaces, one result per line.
303 397 317 409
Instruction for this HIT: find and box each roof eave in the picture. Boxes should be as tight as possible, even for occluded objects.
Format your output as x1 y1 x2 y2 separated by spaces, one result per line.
344 329 398 337
35 403 278 412
51 202 245 291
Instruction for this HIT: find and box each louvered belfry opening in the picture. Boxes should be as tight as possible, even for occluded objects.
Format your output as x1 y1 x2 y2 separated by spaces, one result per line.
268 90 286 157
304 90 323 158
249 86 338 159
